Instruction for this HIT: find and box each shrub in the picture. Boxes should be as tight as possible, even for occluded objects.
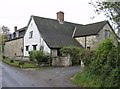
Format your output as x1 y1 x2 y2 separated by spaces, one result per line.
2 55 6 59
87 38 119 87
29 50 48 63
80 49 95 67
10 60 14 63
60 46 83 65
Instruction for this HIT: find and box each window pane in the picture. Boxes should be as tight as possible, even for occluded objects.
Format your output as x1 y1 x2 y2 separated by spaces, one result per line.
29 31 33 38
105 30 109 38
33 45 37 50
26 46 29 51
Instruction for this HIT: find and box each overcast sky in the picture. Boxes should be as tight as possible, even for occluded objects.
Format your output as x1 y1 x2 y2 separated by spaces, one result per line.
0 0 107 32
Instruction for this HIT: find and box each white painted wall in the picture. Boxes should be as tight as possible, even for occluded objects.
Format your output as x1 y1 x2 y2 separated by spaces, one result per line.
24 18 50 56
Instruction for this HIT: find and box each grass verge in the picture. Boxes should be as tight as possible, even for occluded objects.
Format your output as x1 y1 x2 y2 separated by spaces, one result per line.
72 70 102 87
2 57 38 68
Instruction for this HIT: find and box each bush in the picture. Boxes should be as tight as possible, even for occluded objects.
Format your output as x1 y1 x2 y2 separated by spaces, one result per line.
80 49 95 67
29 50 48 63
73 38 120 87
2 55 6 59
10 60 14 63
87 38 119 87
60 46 83 65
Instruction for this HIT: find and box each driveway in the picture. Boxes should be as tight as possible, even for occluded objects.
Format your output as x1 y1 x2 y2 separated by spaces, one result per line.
1 60 80 87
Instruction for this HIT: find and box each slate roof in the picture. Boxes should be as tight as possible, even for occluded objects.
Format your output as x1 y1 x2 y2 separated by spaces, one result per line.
32 16 83 48
74 21 108 37
6 26 27 42
17 26 27 38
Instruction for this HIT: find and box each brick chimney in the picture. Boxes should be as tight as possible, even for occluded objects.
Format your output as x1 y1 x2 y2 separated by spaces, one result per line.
14 26 17 32
57 11 64 24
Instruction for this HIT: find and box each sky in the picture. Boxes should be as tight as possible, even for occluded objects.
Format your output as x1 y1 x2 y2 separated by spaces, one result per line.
0 0 107 32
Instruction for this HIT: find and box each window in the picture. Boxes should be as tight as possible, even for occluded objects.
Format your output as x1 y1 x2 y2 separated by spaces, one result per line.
87 46 90 49
105 30 110 38
57 49 61 56
26 46 29 51
16 31 19 38
29 31 33 38
33 45 37 50
40 46 44 52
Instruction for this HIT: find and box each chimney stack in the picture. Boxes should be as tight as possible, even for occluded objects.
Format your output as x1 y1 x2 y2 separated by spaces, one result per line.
57 11 64 24
14 26 17 32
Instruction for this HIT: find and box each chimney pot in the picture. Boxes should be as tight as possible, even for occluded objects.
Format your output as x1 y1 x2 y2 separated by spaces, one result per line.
57 11 64 24
14 26 17 32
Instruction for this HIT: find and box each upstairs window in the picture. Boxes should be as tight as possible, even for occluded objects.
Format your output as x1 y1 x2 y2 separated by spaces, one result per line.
40 46 44 52
29 31 33 38
104 30 110 38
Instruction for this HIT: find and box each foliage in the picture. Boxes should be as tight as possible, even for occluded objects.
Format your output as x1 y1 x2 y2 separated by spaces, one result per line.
73 38 119 87
89 0 120 22
89 0 120 30
2 55 6 59
88 39 119 87
73 70 101 87
29 51 35 61
10 60 14 63
60 46 83 65
0 26 10 45
80 49 95 67
2 57 37 68
29 50 48 63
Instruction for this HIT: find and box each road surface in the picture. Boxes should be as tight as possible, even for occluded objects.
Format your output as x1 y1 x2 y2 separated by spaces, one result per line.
1 60 80 87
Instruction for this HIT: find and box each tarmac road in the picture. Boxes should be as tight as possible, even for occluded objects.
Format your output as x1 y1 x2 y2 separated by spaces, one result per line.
1 60 80 87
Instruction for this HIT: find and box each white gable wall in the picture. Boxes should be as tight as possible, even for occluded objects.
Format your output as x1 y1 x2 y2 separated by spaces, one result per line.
24 18 50 56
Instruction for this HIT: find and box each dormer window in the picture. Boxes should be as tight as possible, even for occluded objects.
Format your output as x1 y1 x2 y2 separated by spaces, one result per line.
29 31 33 38
104 30 110 38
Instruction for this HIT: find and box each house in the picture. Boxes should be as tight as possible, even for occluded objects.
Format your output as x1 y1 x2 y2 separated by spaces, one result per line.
24 11 115 58
4 11 115 66
74 21 116 50
24 12 83 58
4 26 27 59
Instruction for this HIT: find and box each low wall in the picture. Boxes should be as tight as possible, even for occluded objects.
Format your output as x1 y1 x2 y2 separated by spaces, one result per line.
52 55 72 67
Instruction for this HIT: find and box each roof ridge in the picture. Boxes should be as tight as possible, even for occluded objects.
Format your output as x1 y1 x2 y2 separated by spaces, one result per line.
31 15 83 26
16 26 27 32
84 20 108 26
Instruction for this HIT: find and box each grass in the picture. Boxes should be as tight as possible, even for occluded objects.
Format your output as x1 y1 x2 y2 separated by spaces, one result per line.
72 70 101 87
2 57 38 68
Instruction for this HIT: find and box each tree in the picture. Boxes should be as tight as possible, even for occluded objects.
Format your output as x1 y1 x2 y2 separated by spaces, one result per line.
0 26 10 53
89 0 120 31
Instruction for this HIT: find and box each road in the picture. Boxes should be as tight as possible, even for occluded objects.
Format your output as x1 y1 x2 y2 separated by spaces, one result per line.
1 60 80 87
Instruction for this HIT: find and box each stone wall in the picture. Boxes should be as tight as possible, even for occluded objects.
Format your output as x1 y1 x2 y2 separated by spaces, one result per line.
51 49 58 57
52 55 72 67
4 38 23 59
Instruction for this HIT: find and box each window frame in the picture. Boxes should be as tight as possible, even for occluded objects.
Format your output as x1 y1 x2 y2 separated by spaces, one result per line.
33 45 37 50
104 30 110 38
26 46 29 51
29 31 33 39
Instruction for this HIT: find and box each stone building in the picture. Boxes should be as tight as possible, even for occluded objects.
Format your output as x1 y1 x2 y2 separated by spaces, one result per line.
74 21 116 50
4 27 27 59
